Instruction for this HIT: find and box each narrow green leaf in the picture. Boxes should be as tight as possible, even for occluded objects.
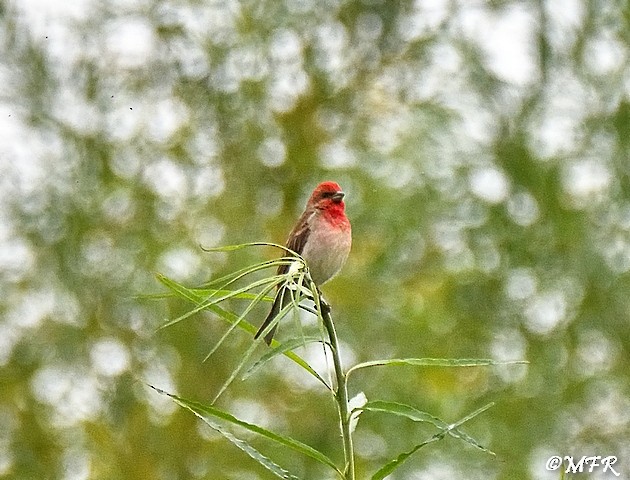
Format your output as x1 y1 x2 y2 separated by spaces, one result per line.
198 241 290 253
149 385 300 480
358 400 448 429
277 348 329 387
155 274 327 389
357 400 495 455
194 289 272 301
370 402 496 480
210 304 327 387
347 357 528 378
157 274 282 330
156 272 205 305
156 259 307 331
252 282 298 341
244 336 326 380
198 258 287 288
212 335 260 403
448 402 495 430
207 303 328 387
448 425 495 455
212 275 317 401
371 435 441 480
203 281 278 363
198 259 299 301
148 385 343 476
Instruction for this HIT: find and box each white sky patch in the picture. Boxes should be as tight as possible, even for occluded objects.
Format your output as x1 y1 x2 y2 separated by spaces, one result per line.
243 46 270 82
258 137 286 168
188 126 221 165
90 338 131 377
0 322 20 367
31 366 103 427
529 71 589 159
142 158 188 199
398 0 449 42
7 289 56 329
562 160 612 208
175 4 237 42
143 361 178 421
223 45 269 85
319 140 357 169
0 117 64 208
192 215 226 249
80 233 134 283
366 111 410 155
40 17 90 70
102 187 135 224
545 0 586 53
432 219 467 253
601 236 630 274
14 0 94 39
268 67 310 112
270 29 302 64
524 291 567 335
256 186 284 217
469 167 510 204
148 98 190 144
408 461 459 480
491 328 528 383
584 33 627 75
0 237 35 283
492 328 527 361
459 3 538 86
158 247 201 280
410 41 463 102
507 191 540 226
353 428 387 459
51 290 82 326
529 446 564 480
268 28 310 110
191 164 225 199
52 85 101 136
104 97 144 142
278 339 357 391
458 97 498 144
230 398 273 429
316 108 344 135
505 268 538 301
61 448 90 480
314 21 350 88
105 16 156 69
574 329 618 377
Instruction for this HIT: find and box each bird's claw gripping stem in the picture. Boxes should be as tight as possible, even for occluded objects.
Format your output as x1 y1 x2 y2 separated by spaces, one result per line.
318 290 331 315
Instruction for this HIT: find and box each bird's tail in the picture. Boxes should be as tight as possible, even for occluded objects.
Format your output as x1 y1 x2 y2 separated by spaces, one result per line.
254 285 292 345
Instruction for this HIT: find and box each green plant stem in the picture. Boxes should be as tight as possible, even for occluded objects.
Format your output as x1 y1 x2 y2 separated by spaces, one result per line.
318 298 354 480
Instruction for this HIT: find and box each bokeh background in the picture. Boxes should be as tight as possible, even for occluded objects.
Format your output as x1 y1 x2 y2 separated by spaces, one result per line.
1 0 629 479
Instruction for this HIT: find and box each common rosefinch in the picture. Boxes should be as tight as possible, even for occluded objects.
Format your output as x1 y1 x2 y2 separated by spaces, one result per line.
255 181 352 344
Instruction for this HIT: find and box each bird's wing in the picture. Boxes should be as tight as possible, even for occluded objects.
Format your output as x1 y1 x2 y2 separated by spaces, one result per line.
278 210 313 275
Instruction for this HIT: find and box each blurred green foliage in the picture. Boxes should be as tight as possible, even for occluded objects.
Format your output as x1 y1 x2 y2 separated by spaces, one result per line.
1 0 629 479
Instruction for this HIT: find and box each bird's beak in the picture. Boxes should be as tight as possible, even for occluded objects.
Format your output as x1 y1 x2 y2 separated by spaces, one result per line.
332 191 345 202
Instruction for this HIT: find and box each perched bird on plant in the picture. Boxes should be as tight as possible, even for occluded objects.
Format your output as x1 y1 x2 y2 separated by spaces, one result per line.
255 181 352 344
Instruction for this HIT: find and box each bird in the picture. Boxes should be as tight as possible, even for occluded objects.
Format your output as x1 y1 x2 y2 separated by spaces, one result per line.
255 181 352 344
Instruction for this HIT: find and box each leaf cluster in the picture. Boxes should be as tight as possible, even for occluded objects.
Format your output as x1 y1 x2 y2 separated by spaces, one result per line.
150 244 526 479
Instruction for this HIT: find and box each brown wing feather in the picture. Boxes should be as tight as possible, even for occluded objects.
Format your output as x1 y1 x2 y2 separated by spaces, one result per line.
278 210 312 274
255 211 313 344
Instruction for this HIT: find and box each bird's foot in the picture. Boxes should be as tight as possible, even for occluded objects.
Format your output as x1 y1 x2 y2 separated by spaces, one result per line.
319 293 331 315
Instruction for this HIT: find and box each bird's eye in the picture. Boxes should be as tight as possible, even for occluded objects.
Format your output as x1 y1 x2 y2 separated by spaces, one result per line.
320 191 335 198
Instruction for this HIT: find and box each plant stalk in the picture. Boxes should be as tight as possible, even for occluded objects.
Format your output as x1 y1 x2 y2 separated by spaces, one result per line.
317 296 355 480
